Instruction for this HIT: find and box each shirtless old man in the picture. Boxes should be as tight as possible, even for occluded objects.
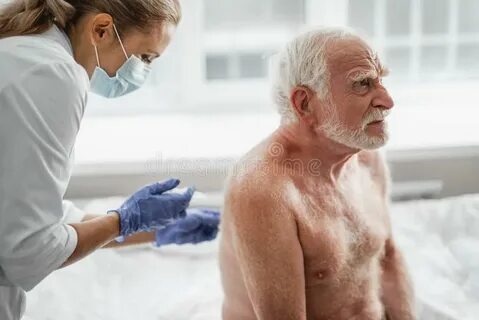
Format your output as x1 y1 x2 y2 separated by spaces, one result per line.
219 28 415 320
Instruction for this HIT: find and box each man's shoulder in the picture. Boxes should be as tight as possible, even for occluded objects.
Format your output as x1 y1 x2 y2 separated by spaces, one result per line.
224 171 296 232
226 160 287 204
225 150 294 216
228 136 280 186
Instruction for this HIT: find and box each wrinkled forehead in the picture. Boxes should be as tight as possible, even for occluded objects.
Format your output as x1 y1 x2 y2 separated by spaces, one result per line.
326 38 385 78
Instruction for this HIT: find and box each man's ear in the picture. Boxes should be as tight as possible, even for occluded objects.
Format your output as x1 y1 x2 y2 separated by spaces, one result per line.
90 13 114 45
290 86 315 120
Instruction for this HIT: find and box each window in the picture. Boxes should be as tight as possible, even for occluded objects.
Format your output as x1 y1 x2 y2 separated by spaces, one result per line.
348 0 479 81
205 52 271 80
204 0 305 30
202 0 305 81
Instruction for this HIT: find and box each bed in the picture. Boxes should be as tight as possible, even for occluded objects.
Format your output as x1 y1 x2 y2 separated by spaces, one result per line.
25 194 479 320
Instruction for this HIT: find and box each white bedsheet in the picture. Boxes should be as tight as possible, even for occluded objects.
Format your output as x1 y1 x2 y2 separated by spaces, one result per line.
391 194 479 320
25 195 479 320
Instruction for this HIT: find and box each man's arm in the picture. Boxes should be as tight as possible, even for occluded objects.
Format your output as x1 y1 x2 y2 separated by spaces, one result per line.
227 179 306 320
381 238 415 320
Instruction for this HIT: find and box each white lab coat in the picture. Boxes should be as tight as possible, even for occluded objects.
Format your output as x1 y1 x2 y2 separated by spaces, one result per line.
0 25 89 319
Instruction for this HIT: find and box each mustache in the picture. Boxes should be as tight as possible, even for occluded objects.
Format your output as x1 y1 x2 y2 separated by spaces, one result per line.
362 109 391 127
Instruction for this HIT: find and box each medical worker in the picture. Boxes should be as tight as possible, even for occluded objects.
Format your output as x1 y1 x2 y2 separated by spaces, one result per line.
0 1 220 319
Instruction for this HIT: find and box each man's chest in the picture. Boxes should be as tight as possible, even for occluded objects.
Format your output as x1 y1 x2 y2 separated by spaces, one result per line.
295 173 389 285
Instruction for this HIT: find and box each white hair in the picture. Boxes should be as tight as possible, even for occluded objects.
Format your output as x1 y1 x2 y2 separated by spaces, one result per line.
271 27 359 124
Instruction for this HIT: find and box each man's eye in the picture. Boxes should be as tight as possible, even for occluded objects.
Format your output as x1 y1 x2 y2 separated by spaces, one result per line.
353 78 372 93
358 79 370 87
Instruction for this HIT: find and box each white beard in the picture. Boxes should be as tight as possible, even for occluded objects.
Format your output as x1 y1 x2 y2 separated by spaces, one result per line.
321 106 390 150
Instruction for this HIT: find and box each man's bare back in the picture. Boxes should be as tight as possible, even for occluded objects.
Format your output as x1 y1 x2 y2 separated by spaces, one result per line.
219 28 414 320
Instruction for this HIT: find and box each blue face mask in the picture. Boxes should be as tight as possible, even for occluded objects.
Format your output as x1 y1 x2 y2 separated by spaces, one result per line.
90 24 152 98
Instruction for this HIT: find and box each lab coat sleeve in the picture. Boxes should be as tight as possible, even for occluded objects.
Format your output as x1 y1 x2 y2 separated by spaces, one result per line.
0 61 89 291
62 200 86 224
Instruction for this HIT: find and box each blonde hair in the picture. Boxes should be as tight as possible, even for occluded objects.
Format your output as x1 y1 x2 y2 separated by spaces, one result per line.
0 0 181 39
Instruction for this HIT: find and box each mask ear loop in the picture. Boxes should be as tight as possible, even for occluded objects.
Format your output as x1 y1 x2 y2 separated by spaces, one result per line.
94 44 101 67
112 24 129 60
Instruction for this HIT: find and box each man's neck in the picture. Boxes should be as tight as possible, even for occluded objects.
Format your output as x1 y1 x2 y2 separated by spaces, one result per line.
274 121 360 183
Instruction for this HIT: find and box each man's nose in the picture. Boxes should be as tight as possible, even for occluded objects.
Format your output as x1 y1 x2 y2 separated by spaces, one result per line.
373 86 394 110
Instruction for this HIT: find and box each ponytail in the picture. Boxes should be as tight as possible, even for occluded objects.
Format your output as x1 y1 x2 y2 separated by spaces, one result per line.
0 0 182 40
0 0 75 39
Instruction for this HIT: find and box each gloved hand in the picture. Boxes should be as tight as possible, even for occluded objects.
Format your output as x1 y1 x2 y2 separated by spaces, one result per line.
111 179 195 237
154 208 220 247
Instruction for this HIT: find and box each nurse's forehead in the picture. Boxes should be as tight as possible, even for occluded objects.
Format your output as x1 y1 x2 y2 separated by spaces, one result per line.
125 24 174 48
326 38 382 75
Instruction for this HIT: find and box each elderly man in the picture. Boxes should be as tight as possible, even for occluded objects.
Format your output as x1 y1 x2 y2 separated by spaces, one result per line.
219 28 415 320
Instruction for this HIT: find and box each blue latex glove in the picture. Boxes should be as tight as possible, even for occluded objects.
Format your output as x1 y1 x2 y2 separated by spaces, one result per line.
154 208 220 247
111 179 195 237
